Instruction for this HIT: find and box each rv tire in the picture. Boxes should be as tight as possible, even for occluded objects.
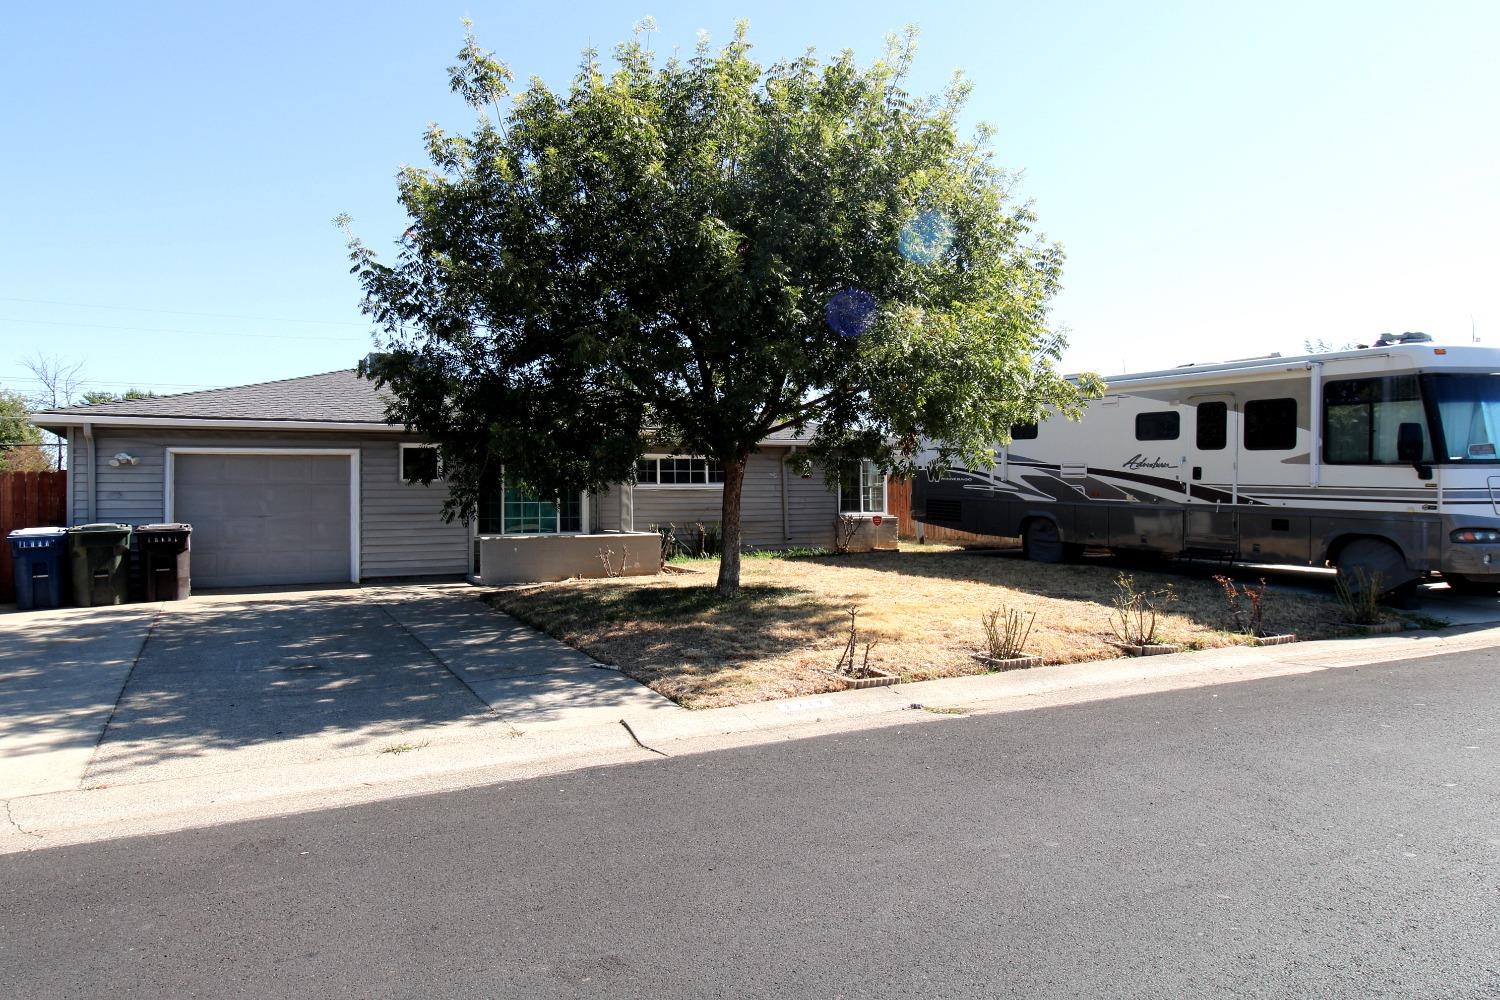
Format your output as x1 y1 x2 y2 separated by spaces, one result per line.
1333 538 1412 600
1023 519 1068 564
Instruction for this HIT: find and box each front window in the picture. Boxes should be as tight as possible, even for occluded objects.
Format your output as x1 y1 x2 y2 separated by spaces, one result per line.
1422 374 1500 461
1323 375 1433 464
840 461 887 514
477 475 583 534
635 456 725 486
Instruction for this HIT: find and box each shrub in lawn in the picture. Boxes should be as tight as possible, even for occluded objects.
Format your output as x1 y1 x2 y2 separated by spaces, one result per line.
694 521 723 557
1335 568 1384 625
1109 572 1176 646
981 606 1036 661
833 607 881 679
1213 574 1269 637
834 514 860 554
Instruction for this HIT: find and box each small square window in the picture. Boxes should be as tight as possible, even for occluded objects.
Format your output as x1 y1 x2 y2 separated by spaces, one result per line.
1244 398 1298 451
400 445 441 482
635 459 658 484
1010 423 1039 441
1134 411 1180 441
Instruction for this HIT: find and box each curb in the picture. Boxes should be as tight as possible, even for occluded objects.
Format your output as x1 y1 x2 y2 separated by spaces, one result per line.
5 622 1498 854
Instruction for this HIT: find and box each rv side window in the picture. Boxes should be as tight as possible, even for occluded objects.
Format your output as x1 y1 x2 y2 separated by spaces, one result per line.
1323 375 1431 465
1244 398 1298 450
1134 411 1179 441
1196 402 1227 450
1010 422 1038 440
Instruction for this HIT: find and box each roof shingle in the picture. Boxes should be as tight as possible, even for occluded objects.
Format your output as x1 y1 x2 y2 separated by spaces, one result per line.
37 369 392 425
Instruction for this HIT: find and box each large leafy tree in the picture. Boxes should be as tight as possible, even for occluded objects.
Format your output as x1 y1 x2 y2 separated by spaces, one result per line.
344 21 1101 596
0 388 50 472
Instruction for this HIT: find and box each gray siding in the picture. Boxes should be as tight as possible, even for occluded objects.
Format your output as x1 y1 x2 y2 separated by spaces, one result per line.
612 447 838 549
75 429 467 580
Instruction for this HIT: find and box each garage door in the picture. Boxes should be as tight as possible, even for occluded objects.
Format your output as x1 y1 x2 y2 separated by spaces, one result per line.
173 453 353 588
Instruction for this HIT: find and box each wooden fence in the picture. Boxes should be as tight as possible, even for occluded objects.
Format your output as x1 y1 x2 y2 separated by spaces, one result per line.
0 471 68 603
885 477 1014 545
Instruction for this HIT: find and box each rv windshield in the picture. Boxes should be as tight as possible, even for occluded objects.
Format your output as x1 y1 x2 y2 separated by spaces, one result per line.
1423 374 1500 462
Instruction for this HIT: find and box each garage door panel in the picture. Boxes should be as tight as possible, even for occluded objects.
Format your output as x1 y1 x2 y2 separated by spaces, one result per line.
174 454 352 588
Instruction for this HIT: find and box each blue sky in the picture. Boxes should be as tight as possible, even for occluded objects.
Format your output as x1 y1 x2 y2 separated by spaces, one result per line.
2 1 1496 401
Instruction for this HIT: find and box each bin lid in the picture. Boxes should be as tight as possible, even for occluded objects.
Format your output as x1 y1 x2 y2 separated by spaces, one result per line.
137 523 192 533
8 527 67 539
70 523 132 532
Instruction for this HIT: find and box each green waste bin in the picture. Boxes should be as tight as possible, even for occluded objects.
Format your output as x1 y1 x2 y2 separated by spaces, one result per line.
67 524 133 607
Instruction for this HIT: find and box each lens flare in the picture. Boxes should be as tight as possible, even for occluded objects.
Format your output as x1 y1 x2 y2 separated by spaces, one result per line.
825 289 878 338
898 209 954 265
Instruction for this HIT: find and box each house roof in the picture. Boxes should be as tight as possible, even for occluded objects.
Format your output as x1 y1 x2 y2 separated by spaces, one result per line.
31 367 818 445
32 370 395 430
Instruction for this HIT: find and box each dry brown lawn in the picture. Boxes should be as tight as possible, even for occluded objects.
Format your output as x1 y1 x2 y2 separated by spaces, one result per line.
485 544 1373 710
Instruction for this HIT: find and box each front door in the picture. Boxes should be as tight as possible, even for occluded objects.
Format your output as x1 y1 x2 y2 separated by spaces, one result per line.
1183 395 1239 556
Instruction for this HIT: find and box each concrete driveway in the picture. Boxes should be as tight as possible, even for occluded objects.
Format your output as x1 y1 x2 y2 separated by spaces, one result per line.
0 584 678 798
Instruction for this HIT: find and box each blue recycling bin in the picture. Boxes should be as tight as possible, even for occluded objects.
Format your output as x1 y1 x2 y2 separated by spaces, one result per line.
7 527 70 611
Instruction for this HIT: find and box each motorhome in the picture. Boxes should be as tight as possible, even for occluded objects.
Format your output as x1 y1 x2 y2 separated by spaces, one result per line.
912 333 1500 595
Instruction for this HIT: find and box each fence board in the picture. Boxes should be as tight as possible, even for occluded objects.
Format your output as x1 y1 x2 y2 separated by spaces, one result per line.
885 476 1014 546
0 471 68 603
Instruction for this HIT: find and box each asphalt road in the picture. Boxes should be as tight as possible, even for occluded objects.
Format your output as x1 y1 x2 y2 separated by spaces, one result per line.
5 649 1499 999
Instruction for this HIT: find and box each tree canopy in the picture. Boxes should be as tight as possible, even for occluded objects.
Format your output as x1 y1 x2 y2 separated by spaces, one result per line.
0 388 50 472
344 20 1101 594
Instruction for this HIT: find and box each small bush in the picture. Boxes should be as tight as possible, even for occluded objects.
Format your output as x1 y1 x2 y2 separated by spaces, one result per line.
1335 568 1384 625
1213 574 1269 637
1109 572 1176 646
833 607 881 678
981 606 1036 662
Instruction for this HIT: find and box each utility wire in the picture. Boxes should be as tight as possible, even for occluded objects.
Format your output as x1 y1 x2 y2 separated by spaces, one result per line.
0 295 370 327
0 315 372 343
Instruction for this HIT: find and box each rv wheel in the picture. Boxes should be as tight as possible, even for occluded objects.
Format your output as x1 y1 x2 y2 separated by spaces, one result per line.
1023 519 1067 564
1334 539 1412 600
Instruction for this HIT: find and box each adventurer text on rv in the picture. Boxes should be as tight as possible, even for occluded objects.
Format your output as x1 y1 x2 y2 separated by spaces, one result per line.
912 333 1500 597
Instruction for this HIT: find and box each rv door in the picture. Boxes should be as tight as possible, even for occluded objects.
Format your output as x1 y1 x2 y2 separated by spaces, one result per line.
1184 395 1238 556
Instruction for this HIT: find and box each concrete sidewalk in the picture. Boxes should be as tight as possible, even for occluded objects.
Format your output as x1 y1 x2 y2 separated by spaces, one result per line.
7 614 1498 853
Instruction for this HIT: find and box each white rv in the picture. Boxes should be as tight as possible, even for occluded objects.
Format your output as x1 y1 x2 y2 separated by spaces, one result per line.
912 333 1500 596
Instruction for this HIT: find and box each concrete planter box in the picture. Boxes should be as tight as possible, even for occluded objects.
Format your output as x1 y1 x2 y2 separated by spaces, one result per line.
472 531 661 586
1110 642 1181 657
822 667 899 690
838 514 899 553
1250 633 1298 647
970 653 1044 671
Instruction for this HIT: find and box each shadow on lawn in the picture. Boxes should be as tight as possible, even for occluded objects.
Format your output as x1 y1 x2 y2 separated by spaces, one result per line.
489 581 853 700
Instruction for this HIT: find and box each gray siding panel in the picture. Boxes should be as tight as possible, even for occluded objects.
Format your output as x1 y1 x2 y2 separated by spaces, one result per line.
359 440 468 577
785 461 838 548
629 448 838 549
79 429 466 580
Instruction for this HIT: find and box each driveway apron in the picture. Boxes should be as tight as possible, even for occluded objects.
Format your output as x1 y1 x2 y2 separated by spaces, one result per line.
0 604 158 798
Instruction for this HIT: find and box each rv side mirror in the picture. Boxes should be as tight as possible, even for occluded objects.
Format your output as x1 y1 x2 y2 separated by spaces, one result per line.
1396 422 1431 478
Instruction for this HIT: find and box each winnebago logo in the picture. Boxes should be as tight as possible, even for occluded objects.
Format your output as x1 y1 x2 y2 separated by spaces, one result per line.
1122 454 1178 471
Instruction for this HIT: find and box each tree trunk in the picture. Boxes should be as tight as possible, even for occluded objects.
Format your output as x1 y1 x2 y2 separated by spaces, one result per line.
715 455 747 598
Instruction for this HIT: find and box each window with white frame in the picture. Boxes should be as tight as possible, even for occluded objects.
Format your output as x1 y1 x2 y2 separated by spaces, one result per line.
399 443 441 482
839 461 887 514
476 474 584 534
635 455 725 486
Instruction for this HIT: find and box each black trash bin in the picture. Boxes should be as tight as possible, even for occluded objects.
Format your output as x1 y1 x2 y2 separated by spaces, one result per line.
67 523 133 607
7 528 70 610
136 523 192 601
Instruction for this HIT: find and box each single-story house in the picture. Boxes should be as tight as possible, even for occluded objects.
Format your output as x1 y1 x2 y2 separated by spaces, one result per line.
32 370 896 589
